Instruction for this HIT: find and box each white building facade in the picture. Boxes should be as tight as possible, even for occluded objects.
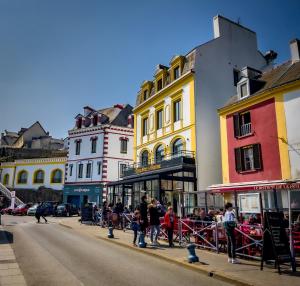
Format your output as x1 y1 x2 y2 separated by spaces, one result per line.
63 105 133 207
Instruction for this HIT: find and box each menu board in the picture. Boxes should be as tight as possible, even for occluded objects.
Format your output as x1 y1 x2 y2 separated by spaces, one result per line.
261 212 296 273
238 193 261 213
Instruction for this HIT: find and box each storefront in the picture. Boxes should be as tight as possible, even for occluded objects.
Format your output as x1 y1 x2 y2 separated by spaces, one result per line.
208 181 300 224
107 154 197 215
63 184 103 208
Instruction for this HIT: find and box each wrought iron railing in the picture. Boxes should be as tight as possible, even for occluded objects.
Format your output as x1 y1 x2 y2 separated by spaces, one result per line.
240 123 252 136
123 150 195 177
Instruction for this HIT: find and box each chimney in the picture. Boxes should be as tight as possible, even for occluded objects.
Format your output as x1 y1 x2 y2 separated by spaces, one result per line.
290 39 300 62
114 104 124 110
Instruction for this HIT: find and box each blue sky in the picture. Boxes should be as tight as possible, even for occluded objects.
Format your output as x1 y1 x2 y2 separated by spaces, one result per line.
0 0 299 139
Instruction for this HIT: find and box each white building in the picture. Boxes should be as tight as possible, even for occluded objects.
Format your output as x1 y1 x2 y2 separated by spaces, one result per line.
63 104 134 207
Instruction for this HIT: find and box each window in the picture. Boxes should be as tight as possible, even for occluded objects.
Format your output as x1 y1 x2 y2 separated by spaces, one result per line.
233 112 252 137
51 169 63 183
120 163 127 178
92 115 98 126
97 162 102 175
76 118 82 128
86 163 92 178
75 140 81 155
33 170 44 184
3 174 9 185
91 138 97 153
156 109 163 130
157 78 163 91
155 144 164 163
141 150 149 167
120 139 128 154
174 66 180 80
172 138 184 155
69 164 73 176
233 70 239 86
78 164 83 178
142 117 148 136
173 100 181 122
143 90 148 101
235 144 262 172
17 171 27 184
240 82 248 98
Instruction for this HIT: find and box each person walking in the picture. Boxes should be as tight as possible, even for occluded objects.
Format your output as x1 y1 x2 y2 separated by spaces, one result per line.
131 209 141 246
35 202 48 223
148 198 161 246
164 206 177 247
139 195 148 236
223 202 238 263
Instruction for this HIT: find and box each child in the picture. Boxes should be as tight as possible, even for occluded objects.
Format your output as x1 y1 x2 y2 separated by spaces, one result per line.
131 210 141 246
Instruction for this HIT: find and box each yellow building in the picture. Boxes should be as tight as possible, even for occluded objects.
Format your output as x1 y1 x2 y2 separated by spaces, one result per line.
108 55 197 213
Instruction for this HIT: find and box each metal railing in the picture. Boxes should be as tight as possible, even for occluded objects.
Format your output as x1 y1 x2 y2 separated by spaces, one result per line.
240 123 252 136
123 150 195 177
0 182 23 206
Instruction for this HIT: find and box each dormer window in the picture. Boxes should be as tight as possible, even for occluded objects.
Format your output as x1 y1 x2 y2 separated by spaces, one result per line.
76 118 82 129
174 66 180 80
92 115 98 126
143 90 148 101
157 78 163 91
240 83 248 98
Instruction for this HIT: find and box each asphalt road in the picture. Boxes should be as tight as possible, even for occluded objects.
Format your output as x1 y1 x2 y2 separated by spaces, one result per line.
2 215 231 286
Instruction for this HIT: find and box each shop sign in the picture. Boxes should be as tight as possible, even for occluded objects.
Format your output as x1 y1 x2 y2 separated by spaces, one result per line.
136 164 161 174
253 183 300 191
74 188 90 193
238 193 261 213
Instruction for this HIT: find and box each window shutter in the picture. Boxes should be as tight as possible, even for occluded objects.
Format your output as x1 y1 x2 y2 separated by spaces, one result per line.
233 114 240 137
253 144 262 170
235 148 243 172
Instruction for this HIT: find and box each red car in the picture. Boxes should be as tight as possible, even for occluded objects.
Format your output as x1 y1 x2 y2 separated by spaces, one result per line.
12 204 32 216
0 206 16 215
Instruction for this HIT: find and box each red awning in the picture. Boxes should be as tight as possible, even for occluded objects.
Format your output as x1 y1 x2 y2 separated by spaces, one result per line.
209 182 300 193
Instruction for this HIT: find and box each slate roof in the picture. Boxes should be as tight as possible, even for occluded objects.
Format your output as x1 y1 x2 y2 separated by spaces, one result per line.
222 60 300 109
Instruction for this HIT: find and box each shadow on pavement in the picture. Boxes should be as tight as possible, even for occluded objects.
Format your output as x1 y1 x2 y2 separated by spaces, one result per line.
0 230 14 244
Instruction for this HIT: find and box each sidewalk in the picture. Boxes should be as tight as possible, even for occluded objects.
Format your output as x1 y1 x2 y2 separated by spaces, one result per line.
0 226 27 286
59 217 300 286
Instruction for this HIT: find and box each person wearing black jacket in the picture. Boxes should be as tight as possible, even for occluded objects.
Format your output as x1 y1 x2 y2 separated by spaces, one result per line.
139 195 148 234
149 198 160 246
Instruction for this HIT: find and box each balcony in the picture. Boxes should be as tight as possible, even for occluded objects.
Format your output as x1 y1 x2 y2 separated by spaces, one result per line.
123 150 195 177
240 123 252 137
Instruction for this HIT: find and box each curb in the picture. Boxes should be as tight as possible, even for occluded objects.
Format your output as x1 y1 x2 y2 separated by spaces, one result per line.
59 222 253 286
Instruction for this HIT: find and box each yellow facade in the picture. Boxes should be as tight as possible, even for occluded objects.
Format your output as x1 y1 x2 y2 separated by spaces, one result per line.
133 67 196 164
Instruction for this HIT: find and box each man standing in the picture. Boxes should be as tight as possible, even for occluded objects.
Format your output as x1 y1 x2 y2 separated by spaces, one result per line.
148 198 160 246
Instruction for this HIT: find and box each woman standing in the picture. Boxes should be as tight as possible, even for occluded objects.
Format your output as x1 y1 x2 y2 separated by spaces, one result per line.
164 207 177 247
223 202 239 263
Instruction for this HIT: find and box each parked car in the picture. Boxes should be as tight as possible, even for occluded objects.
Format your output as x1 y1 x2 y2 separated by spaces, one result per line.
41 201 60 216
12 203 33 216
27 204 39 216
0 205 16 215
56 203 79 217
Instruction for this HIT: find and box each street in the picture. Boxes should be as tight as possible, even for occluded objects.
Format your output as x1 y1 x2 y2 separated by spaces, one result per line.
1 215 231 286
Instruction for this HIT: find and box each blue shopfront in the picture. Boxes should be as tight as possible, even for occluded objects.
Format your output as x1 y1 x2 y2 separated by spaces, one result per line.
63 184 103 208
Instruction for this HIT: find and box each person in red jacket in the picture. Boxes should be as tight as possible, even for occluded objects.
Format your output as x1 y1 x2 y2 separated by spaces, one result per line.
164 206 177 247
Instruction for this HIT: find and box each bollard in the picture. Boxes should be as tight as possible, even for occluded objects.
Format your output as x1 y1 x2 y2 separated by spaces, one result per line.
138 232 147 248
187 244 199 263
107 226 114 238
